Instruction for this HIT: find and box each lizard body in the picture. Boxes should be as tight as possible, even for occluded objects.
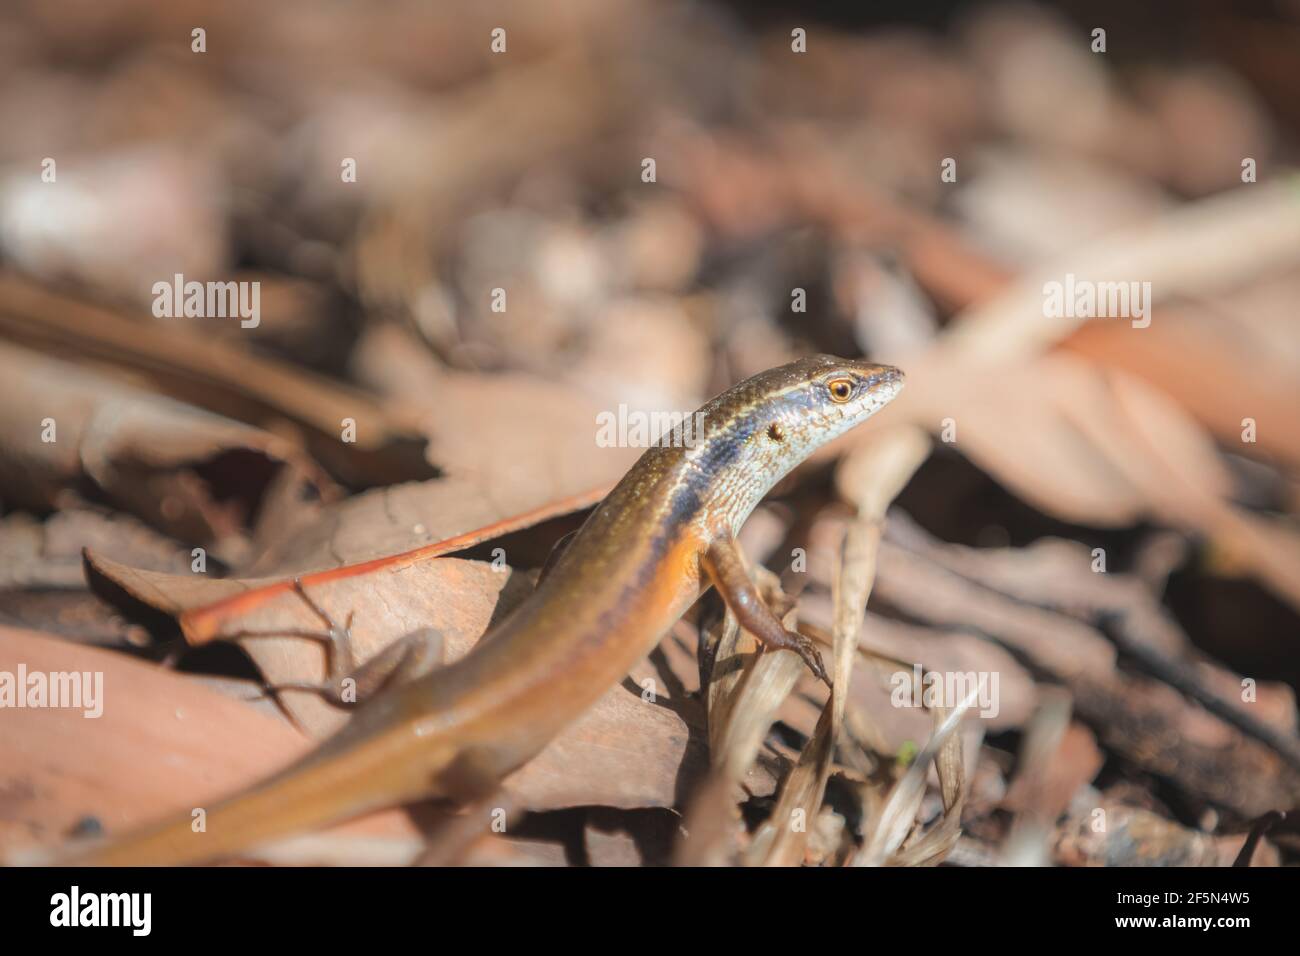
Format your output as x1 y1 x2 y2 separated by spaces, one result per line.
64 354 903 865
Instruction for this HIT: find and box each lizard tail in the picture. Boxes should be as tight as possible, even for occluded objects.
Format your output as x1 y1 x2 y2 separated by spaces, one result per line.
51 727 462 867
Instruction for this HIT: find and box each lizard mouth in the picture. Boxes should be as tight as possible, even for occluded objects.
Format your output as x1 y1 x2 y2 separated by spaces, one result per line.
867 365 905 389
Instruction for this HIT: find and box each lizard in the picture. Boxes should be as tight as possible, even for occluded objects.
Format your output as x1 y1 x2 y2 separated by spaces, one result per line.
56 354 903 865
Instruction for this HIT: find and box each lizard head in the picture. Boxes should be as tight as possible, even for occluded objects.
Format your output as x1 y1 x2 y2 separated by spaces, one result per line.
685 354 904 530
760 352 903 446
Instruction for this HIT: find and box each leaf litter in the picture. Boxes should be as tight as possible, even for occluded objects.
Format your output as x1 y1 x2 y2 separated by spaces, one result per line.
1 1 1298 867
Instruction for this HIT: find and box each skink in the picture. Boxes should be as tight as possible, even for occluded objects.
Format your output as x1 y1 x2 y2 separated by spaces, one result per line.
63 354 903 865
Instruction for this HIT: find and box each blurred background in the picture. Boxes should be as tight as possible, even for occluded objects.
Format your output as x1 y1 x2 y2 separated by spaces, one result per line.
1 0 1299 866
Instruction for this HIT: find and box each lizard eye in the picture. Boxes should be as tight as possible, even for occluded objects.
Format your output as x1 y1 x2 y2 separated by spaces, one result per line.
827 378 854 403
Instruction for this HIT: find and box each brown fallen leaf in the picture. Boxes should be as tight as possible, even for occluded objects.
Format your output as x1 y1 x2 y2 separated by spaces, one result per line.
1062 302 1300 471
895 352 1300 611
244 476 611 577
0 625 422 862
871 525 1300 818
84 548 704 815
0 273 433 487
0 340 334 564
353 323 643 517
0 508 193 591
818 174 1300 610
86 550 530 737
903 356 1200 527
884 511 1300 753
0 589 143 649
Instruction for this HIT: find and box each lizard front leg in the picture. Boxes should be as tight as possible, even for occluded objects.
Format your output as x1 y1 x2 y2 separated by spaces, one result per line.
702 533 831 687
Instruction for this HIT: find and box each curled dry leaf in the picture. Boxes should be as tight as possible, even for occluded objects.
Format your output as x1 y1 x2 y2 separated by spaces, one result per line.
0 340 333 563
887 704 977 868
